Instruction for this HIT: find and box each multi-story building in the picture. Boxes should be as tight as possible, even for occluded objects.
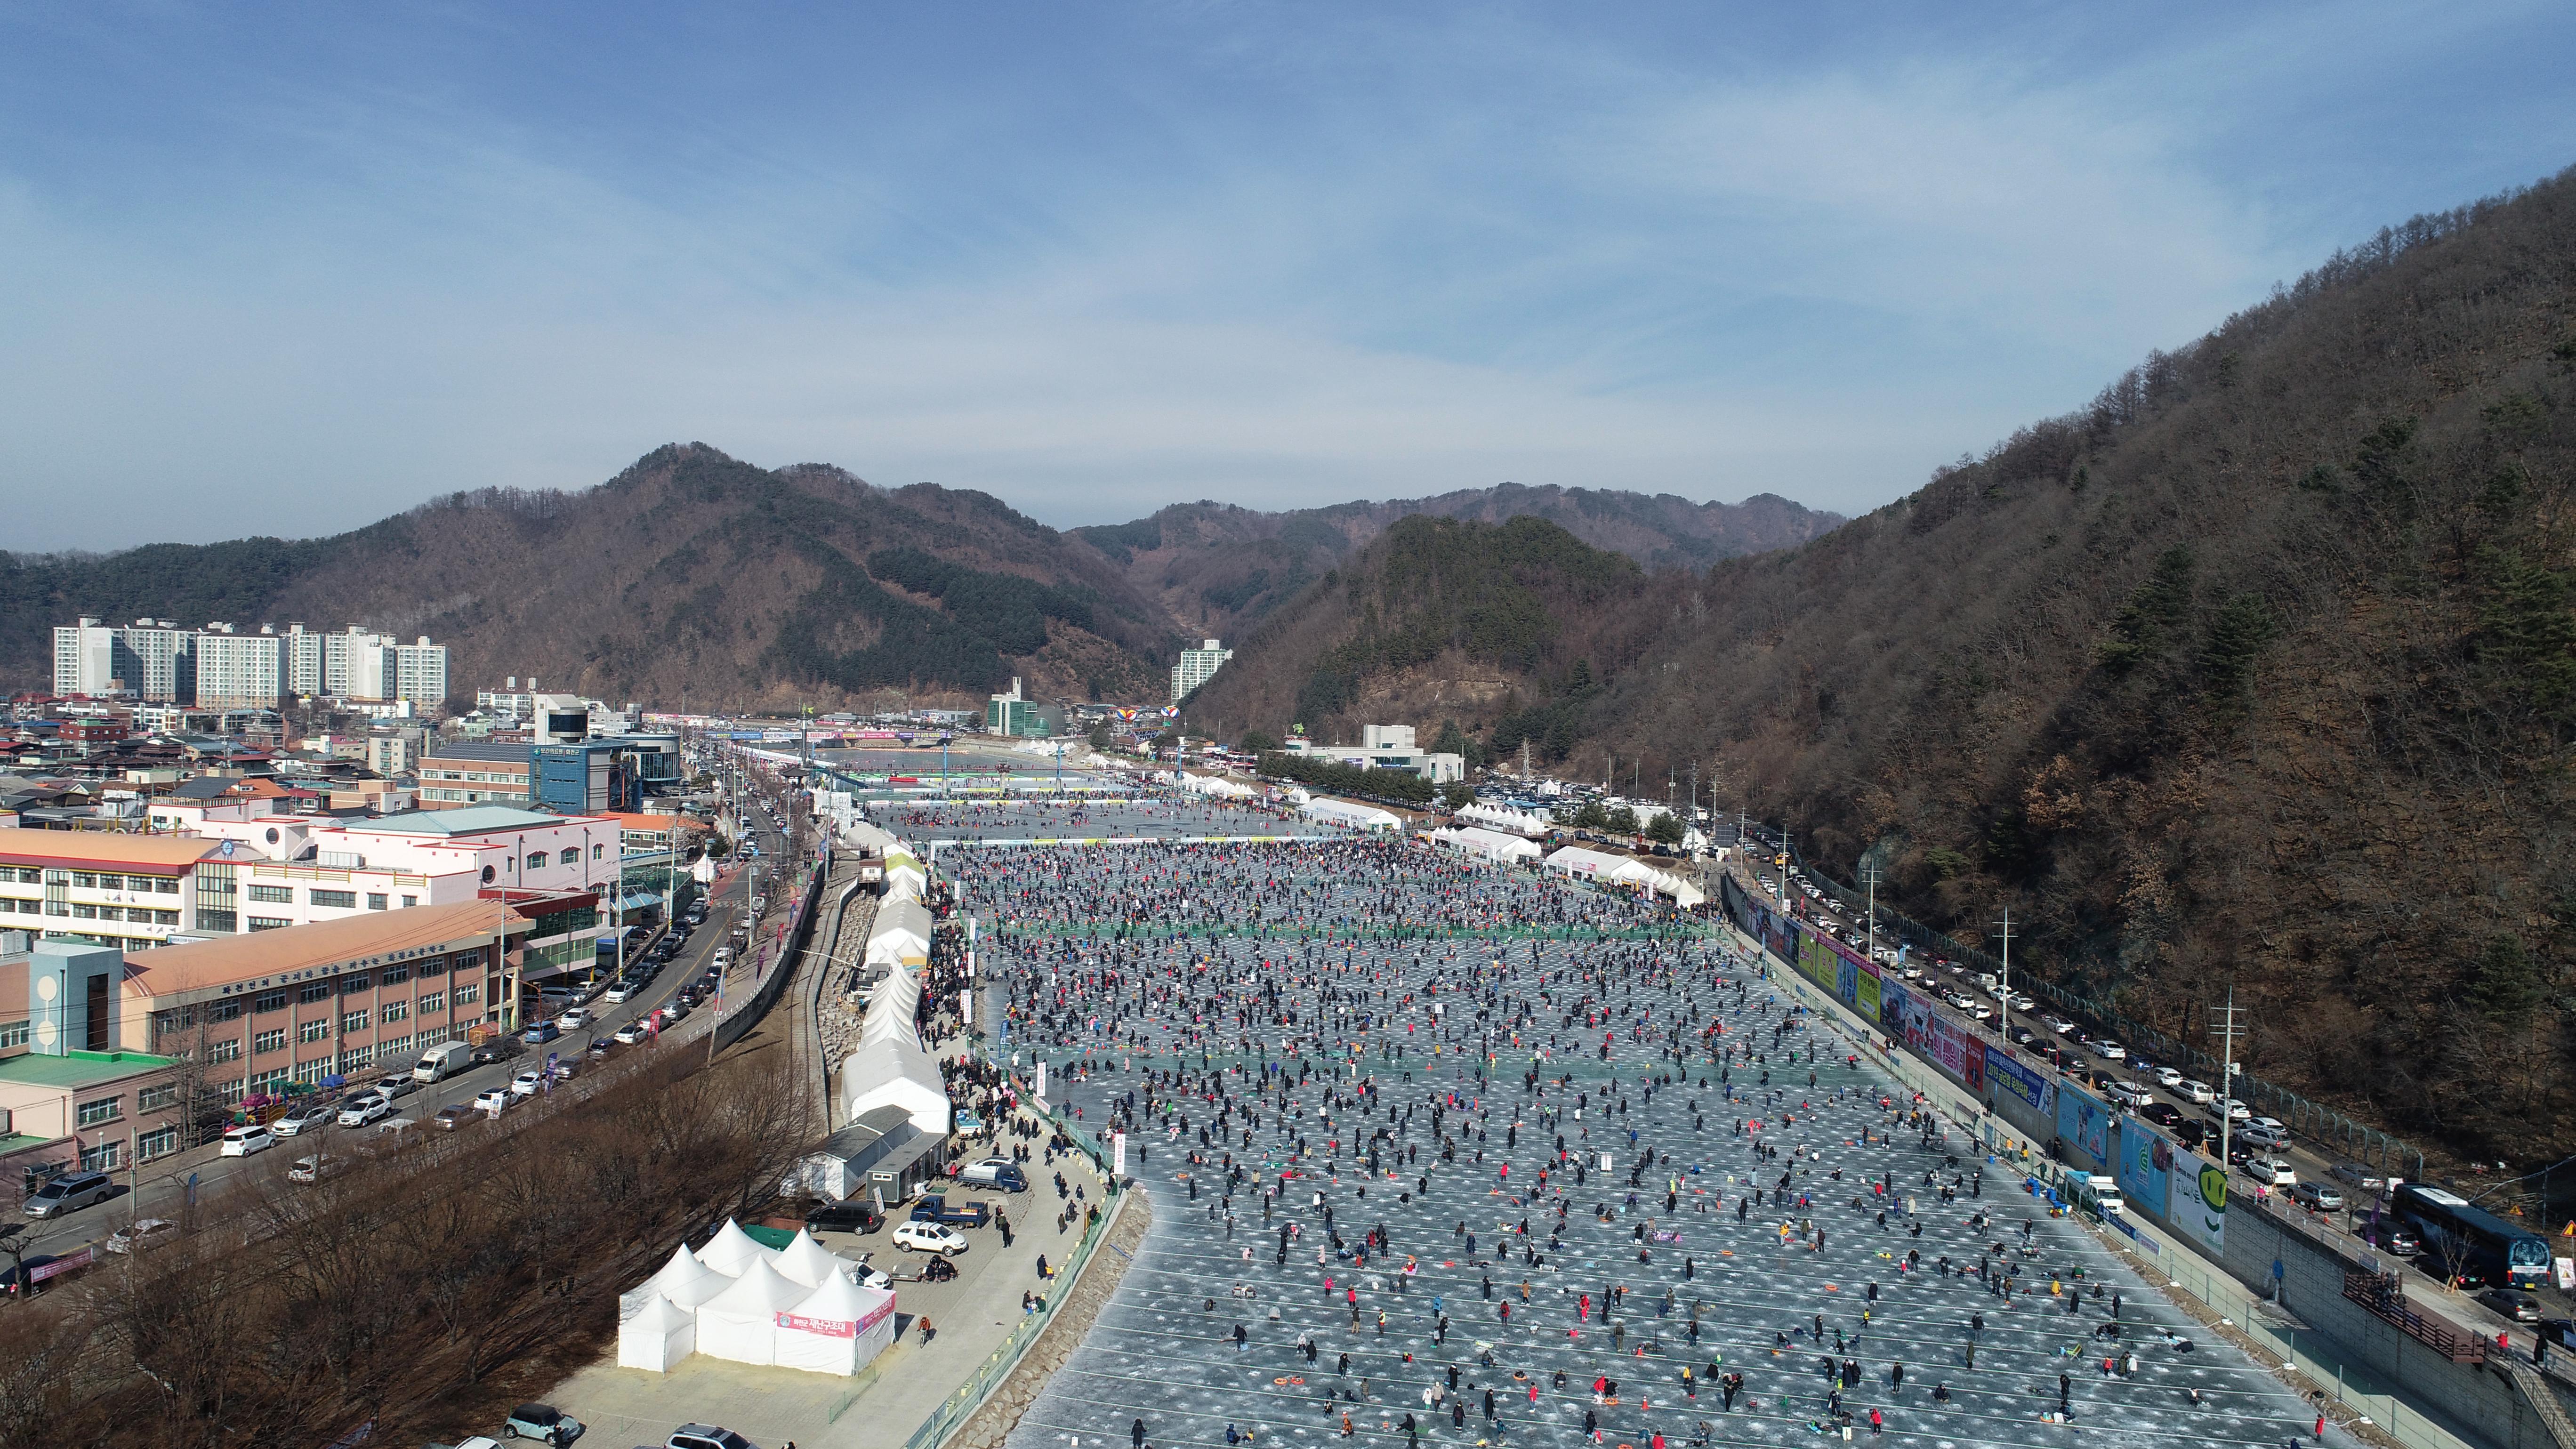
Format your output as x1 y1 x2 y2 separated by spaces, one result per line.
0 830 230 950
1171 638 1233 703
986 677 1059 739
192 624 288 708
51 618 195 702
418 741 534 807
281 623 450 705
1280 723 1467 783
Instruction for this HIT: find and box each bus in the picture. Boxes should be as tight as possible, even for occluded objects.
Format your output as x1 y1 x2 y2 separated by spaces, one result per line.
2390 1183 2552 1288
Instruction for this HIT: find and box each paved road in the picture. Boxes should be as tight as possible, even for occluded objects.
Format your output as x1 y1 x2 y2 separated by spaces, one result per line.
9 789 797 1267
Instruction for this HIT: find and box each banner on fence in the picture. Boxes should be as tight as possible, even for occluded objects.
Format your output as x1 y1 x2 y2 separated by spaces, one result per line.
2170 1147 2227 1256
2057 1085 2111 1171
1984 1046 2054 1117
2115 1119 2175 1220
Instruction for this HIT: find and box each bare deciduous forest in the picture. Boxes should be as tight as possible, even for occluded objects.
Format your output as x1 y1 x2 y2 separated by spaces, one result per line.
0 1047 811 1449
1601 168 2576 1166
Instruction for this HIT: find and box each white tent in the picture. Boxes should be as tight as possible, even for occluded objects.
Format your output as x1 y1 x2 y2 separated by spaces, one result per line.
1301 798 1402 831
866 896 934 967
1180 772 1256 799
695 1255 806 1367
844 1037 951 1135
1443 826 1540 863
1637 868 1707 908
882 849 927 902
842 821 900 854
773 1229 853 1288
617 1292 698 1372
772 1271 900 1376
1541 845 1634 880
695 1219 777 1279
641 1241 728 1309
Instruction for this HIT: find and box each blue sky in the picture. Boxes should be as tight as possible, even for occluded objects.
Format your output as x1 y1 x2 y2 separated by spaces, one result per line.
4 3 2571 550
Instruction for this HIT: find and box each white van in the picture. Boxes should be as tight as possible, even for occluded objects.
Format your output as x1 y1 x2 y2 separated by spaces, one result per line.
2084 1174 2125 1215
415 1040 472 1084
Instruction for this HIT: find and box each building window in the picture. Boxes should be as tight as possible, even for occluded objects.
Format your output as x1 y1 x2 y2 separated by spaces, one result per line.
298 982 332 1005
417 991 446 1015
453 982 480 1006
249 1067 290 1090
72 903 97 920
75 1097 122 1128
206 1000 242 1023
253 1028 287 1055
340 974 370 994
526 852 549 869
380 999 408 1023
339 1043 374 1070
297 1020 330 1044
253 989 287 1014
208 1037 242 1063
138 1083 178 1111
248 884 294 904
153 877 178 894
71 872 96 889
341 1009 369 1033
367 893 388 910
381 964 410 986
218 1080 248 1106
0 1022 27 1050
309 889 356 909
79 1141 122 1173
197 909 239 933
137 1127 179 1161
400 895 417 908
248 916 290 931
377 1032 411 1057
593 843 606 860
290 1058 331 1084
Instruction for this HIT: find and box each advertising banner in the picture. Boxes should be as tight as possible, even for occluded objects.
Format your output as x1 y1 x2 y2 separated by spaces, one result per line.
2115 1120 2174 1220
777 1312 858 1338
2170 1147 2227 1256
1854 961 1882 1022
1958 1034 1986 1092
1984 1047 2053 1117
1877 980 1908 1032
2057 1085 2111 1171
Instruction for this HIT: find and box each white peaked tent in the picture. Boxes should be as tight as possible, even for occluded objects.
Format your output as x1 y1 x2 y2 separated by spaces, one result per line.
866 896 934 967
642 1241 728 1309
772 1229 852 1288
773 1270 900 1376
695 1219 777 1279
1459 803 1551 837
1444 827 1541 863
695 1255 806 1367
617 1292 698 1372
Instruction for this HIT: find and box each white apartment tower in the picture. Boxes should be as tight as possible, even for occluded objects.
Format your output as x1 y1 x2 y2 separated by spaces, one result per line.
1170 637 1234 704
192 624 288 708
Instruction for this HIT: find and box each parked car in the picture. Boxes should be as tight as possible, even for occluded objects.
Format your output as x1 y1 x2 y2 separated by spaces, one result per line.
521 1021 560 1046
474 1087 513 1114
614 1022 652 1045
850 1254 894 1290
104 1217 177 1254
510 1071 544 1098
2152 1066 2185 1089
2236 1122 2289 1150
500 1402 583 1444
273 1100 338 1137
2175 1079 2217 1104
603 983 635 1004
2478 1288 2544 1324
337 1093 391 1128
668 1426 760 1449
288 1154 335 1184
2289 1182 2344 1213
219 1125 276 1157
805 1199 886 1234
892 1221 969 1255
2094 1041 2128 1061
2357 1222 2419 1256
587 1037 615 1057
2137 1103 2183 1128
435 1104 479 1130
558 1007 590 1030
25 1170 113 1218
371 1075 419 1101
2330 1162 2388 1191
469 1042 520 1067
2107 1082 2152 1108
2212 1097 2253 1122
2247 1157 2297 1185
958 1157 1029 1191
2172 1121 2209 1150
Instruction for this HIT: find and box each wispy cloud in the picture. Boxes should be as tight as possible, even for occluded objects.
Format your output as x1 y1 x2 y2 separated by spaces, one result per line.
0 3 2568 548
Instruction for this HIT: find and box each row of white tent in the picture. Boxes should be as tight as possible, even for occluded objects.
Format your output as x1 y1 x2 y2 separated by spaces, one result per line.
1456 802 1553 837
1539 845 1707 906
618 1219 898 1376
1425 825 1542 863
1174 770 1258 799
845 841 950 1136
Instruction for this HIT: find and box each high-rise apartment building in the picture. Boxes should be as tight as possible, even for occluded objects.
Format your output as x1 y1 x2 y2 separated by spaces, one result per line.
1170 638 1233 703
192 624 288 708
51 618 195 701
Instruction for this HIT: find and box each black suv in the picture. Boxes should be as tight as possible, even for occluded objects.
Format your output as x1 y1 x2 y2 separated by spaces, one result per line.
805 1199 886 1234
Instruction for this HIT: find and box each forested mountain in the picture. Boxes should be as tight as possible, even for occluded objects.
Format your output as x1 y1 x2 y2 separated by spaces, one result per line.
0 446 1177 710
2 453 1825 712
1401 169 2571 1164
1178 514 1683 762
1074 484 1839 642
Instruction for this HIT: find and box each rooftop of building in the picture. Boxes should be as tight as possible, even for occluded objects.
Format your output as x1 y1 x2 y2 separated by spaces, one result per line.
124 898 511 998
351 805 587 837
0 1049 178 1089
0 828 223 872
419 741 533 765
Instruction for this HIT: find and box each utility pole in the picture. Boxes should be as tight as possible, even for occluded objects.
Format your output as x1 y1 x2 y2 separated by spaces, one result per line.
2210 985 2245 1174
1991 908 2013 1043
1862 863 1881 967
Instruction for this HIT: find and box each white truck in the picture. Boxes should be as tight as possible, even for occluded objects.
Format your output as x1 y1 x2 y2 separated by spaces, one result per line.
414 1040 472 1084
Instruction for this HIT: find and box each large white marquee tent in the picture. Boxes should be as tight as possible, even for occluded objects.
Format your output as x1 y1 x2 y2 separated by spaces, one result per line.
616 1223 897 1378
